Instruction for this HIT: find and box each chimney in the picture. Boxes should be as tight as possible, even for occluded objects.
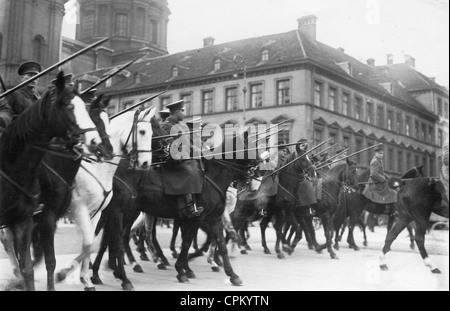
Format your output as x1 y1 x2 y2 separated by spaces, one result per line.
366 58 375 66
387 54 394 65
203 37 215 47
297 15 317 41
404 54 415 68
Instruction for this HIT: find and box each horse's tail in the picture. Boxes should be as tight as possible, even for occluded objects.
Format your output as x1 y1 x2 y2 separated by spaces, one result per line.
94 211 107 236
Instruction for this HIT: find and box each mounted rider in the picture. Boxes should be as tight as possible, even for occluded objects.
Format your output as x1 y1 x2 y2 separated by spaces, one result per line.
362 145 397 214
160 100 204 218
0 61 43 134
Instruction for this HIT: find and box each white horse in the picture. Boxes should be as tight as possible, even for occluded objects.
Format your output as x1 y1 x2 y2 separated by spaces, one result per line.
56 105 156 291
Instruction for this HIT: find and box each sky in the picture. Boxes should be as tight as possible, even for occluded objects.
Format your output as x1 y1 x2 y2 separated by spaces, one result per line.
62 0 449 87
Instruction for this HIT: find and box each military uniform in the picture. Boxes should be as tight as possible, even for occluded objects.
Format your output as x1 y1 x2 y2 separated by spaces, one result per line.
0 61 43 133
160 100 204 217
362 147 397 204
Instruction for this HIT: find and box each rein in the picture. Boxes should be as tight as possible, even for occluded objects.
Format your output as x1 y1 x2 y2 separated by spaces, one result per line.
122 109 153 169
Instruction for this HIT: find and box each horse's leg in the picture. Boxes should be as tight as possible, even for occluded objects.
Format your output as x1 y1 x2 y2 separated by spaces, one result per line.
273 209 288 259
286 209 303 253
35 211 58 291
209 218 242 286
346 213 360 251
320 213 338 259
260 212 272 255
379 215 411 271
90 227 109 286
175 219 200 283
359 218 368 247
12 218 35 291
123 215 144 273
143 213 168 270
0 228 22 279
414 221 441 273
206 241 220 272
170 220 180 258
406 222 415 250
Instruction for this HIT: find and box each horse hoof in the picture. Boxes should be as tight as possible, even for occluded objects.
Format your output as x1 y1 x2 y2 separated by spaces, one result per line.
172 251 179 259
308 244 315 250
333 244 340 251
363 241 368 247
230 276 243 286
211 266 220 272
157 263 167 270
240 249 248 255
84 287 96 291
133 265 144 273
186 271 196 279
263 249 271 255
162 260 171 266
410 243 415 250
330 253 339 260
122 282 134 291
431 268 442 274
380 264 389 271
140 254 150 261
90 275 103 285
277 253 286 260
177 275 190 283
55 268 71 282
350 245 360 251
245 245 252 251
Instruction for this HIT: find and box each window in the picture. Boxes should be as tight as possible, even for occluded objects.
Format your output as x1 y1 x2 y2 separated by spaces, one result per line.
405 116 411 136
202 90 214 114
430 158 435 176
342 92 350 116
415 155 420 166
313 129 323 148
150 20 158 43
387 110 393 130
388 148 395 171
377 105 384 128
225 87 238 111
428 126 433 143
421 123 426 141
116 13 128 36
328 87 337 112
438 130 443 147
98 5 108 36
406 153 412 169
83 12 94 37
437 98 443 116
355 96 363 120
415 120 420 139
105 78 112 88
329 132 338 148
261 49 269 62
366 101 374 123
32 36 45 64
343 136 351 152
214 59 221 71
278 125 291 145
123 100 134 110
181 93 192 115
137 8 146 38
355 139 363 163
172 67 178 78
160 96 171 111
397 150 403 173
276 79 290 105
314 82 322 107
249 83 263 108
396 112 403 134
445 101 449 119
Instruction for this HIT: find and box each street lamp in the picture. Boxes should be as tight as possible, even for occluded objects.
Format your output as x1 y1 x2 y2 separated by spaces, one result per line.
233 54 247 123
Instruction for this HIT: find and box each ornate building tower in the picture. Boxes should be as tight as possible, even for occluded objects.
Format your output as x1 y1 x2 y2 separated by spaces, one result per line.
75 0 170 65
0 0 69 87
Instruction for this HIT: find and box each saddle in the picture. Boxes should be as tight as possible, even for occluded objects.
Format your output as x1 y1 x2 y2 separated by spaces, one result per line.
160 159 204 195
362 182 398 204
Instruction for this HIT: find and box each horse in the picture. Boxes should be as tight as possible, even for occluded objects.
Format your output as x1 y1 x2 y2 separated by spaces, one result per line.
0 71 102 291
379 173 447 273
333 165 423 251
54 103 156 291
91 128 258 288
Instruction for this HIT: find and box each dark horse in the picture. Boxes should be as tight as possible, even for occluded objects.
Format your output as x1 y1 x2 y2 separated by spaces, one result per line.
380 173 447 273
28 95 113 291
333 165 422 251
91 129 257 288
0 71 101 291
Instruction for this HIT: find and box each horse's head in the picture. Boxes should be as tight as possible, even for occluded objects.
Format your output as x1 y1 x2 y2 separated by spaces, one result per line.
50 71 102 154
110 106 156 170
341 158 359 186
88 94 114 161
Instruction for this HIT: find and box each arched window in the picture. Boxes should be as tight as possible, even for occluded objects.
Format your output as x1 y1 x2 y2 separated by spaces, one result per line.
32 36 45 64
172 67 178 78
150 19 158 43
261 49 269 62
116 13 128 36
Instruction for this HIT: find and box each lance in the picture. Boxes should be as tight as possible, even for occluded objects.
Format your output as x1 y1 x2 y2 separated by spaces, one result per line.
0 36 112 99
246 118 294 140
261 137 333 181
109 89 168 120
152 129 203 140
261 140 315 150
315 143 383 171
80 56 143 95
315 147 349 170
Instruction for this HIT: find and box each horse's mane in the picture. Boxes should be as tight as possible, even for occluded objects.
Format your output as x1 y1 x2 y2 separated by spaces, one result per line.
401 166 424 179
0 89 53 160
322 162 348 182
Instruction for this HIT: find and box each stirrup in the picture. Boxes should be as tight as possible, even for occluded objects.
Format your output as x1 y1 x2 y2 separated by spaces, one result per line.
191 203 204 217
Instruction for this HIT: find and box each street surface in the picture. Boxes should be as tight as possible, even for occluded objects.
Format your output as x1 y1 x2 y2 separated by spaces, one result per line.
0 221 448 291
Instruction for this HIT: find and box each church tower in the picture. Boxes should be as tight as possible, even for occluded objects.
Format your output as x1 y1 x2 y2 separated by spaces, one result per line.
0 0 69 87
76 0 170 65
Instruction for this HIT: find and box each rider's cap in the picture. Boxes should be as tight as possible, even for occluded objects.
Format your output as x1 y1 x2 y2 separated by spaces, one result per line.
164 99 184 113
374 144 384 152
159 109 171 119
18 61 42 76
51 73 74 85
